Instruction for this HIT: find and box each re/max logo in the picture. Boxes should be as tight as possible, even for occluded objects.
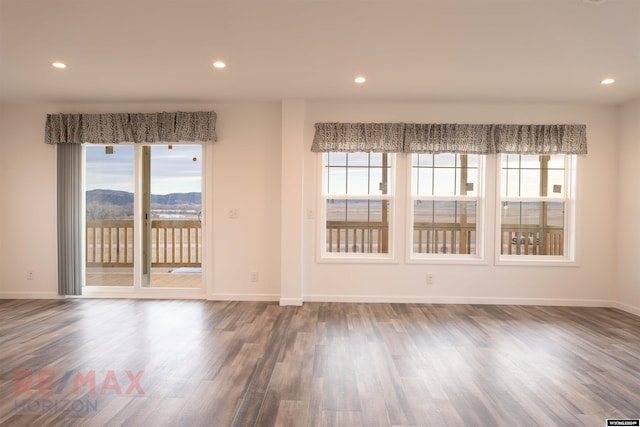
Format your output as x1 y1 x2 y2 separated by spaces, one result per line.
14 370 144 396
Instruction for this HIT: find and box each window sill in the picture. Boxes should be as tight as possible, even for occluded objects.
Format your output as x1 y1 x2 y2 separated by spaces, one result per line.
406 255 487 266
496 256 578 267
317 254 398 264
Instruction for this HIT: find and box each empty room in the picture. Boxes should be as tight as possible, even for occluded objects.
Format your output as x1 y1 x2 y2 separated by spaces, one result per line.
0 0 639 426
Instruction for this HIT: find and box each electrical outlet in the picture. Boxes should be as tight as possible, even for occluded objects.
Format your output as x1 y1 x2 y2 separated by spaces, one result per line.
251 272 259 282
426 273 433 285
228 208 240 219
27 270 34 280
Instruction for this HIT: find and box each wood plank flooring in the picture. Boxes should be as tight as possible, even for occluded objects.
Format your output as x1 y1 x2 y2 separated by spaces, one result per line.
0 300 638 427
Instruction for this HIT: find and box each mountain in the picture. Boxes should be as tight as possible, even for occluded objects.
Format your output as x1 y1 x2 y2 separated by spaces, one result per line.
151 192 201 205
86 189 133 206
86 189 201 205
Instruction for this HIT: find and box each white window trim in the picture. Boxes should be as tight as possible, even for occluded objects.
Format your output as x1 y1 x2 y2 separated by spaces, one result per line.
317 153 398 263
406 154 488 265
495 154 578 267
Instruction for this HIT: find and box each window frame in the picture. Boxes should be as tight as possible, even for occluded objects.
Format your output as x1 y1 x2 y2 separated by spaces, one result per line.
317 152 397 263
406 153 487 264
495 153 578 266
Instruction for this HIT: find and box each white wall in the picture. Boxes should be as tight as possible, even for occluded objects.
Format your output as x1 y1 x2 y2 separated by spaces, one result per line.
616 98 640 315
302 102 621 306
0 100 635 312
0 103 282 300
0 109 6 291
0 105 57 297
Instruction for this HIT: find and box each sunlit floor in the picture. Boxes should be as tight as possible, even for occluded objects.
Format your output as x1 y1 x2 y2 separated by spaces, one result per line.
85 268 201 288
2 300 639 426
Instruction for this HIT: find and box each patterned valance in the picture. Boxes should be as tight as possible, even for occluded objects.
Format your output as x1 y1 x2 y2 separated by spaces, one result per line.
493 124 586 155
312 123 587 155
403 124 496 154
311 123 404 152
45 111 217 144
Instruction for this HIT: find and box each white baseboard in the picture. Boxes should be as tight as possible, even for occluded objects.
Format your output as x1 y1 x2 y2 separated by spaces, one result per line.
304 294 616 308
613 301 640 317
81 287 206 300
1 292 636 317
0 292 60 299
280 297 304 306
208 293 280 302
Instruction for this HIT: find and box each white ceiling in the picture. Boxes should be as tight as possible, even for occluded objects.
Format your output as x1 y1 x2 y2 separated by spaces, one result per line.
1 0 638 105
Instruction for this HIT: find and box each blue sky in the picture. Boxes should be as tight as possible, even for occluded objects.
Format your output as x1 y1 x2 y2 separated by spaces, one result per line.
85 145 202 194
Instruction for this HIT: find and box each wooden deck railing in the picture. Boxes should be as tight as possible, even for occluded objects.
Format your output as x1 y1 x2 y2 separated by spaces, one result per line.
413 222 476 254
86 219 201 267
500 225 564 256
86 220 134 267
326 221 389 253
326 221 564 256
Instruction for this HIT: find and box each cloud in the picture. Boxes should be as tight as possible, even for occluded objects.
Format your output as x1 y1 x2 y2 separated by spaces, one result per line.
85 145 202 194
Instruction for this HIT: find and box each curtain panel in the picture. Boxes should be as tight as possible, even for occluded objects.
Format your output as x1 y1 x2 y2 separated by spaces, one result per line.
45 111 217 144
57 144 83 296
312 122 587 155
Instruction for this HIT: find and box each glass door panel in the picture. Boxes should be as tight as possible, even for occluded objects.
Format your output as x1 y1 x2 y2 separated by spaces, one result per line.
85 146 135 286
144 145 202 288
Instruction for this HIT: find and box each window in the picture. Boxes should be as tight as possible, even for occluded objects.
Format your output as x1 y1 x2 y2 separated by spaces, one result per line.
313 122 585 265
498 154 575 260
410 154 483 259
321 152 394 258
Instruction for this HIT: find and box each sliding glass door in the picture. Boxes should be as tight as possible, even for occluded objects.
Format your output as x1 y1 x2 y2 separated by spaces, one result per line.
144 145 202 288
85 144 202 289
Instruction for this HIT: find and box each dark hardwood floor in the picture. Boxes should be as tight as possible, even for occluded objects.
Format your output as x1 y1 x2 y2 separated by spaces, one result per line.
0 299 638 427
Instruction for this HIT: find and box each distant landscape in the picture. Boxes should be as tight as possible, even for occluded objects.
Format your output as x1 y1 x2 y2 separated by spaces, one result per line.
86 189 201 220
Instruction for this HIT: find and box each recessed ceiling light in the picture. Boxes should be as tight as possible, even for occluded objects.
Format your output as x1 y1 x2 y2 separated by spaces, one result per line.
601 78 615 85
213 61 226 69
583 0 608 4
354 76 366 84
52 62 67 69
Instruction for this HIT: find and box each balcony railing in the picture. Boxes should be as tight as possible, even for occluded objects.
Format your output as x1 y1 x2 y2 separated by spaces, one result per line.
326 221 389 253
87 220 563 266
413 222 476 254
500 225 563 256
326 221 564 256
86 219 201 268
